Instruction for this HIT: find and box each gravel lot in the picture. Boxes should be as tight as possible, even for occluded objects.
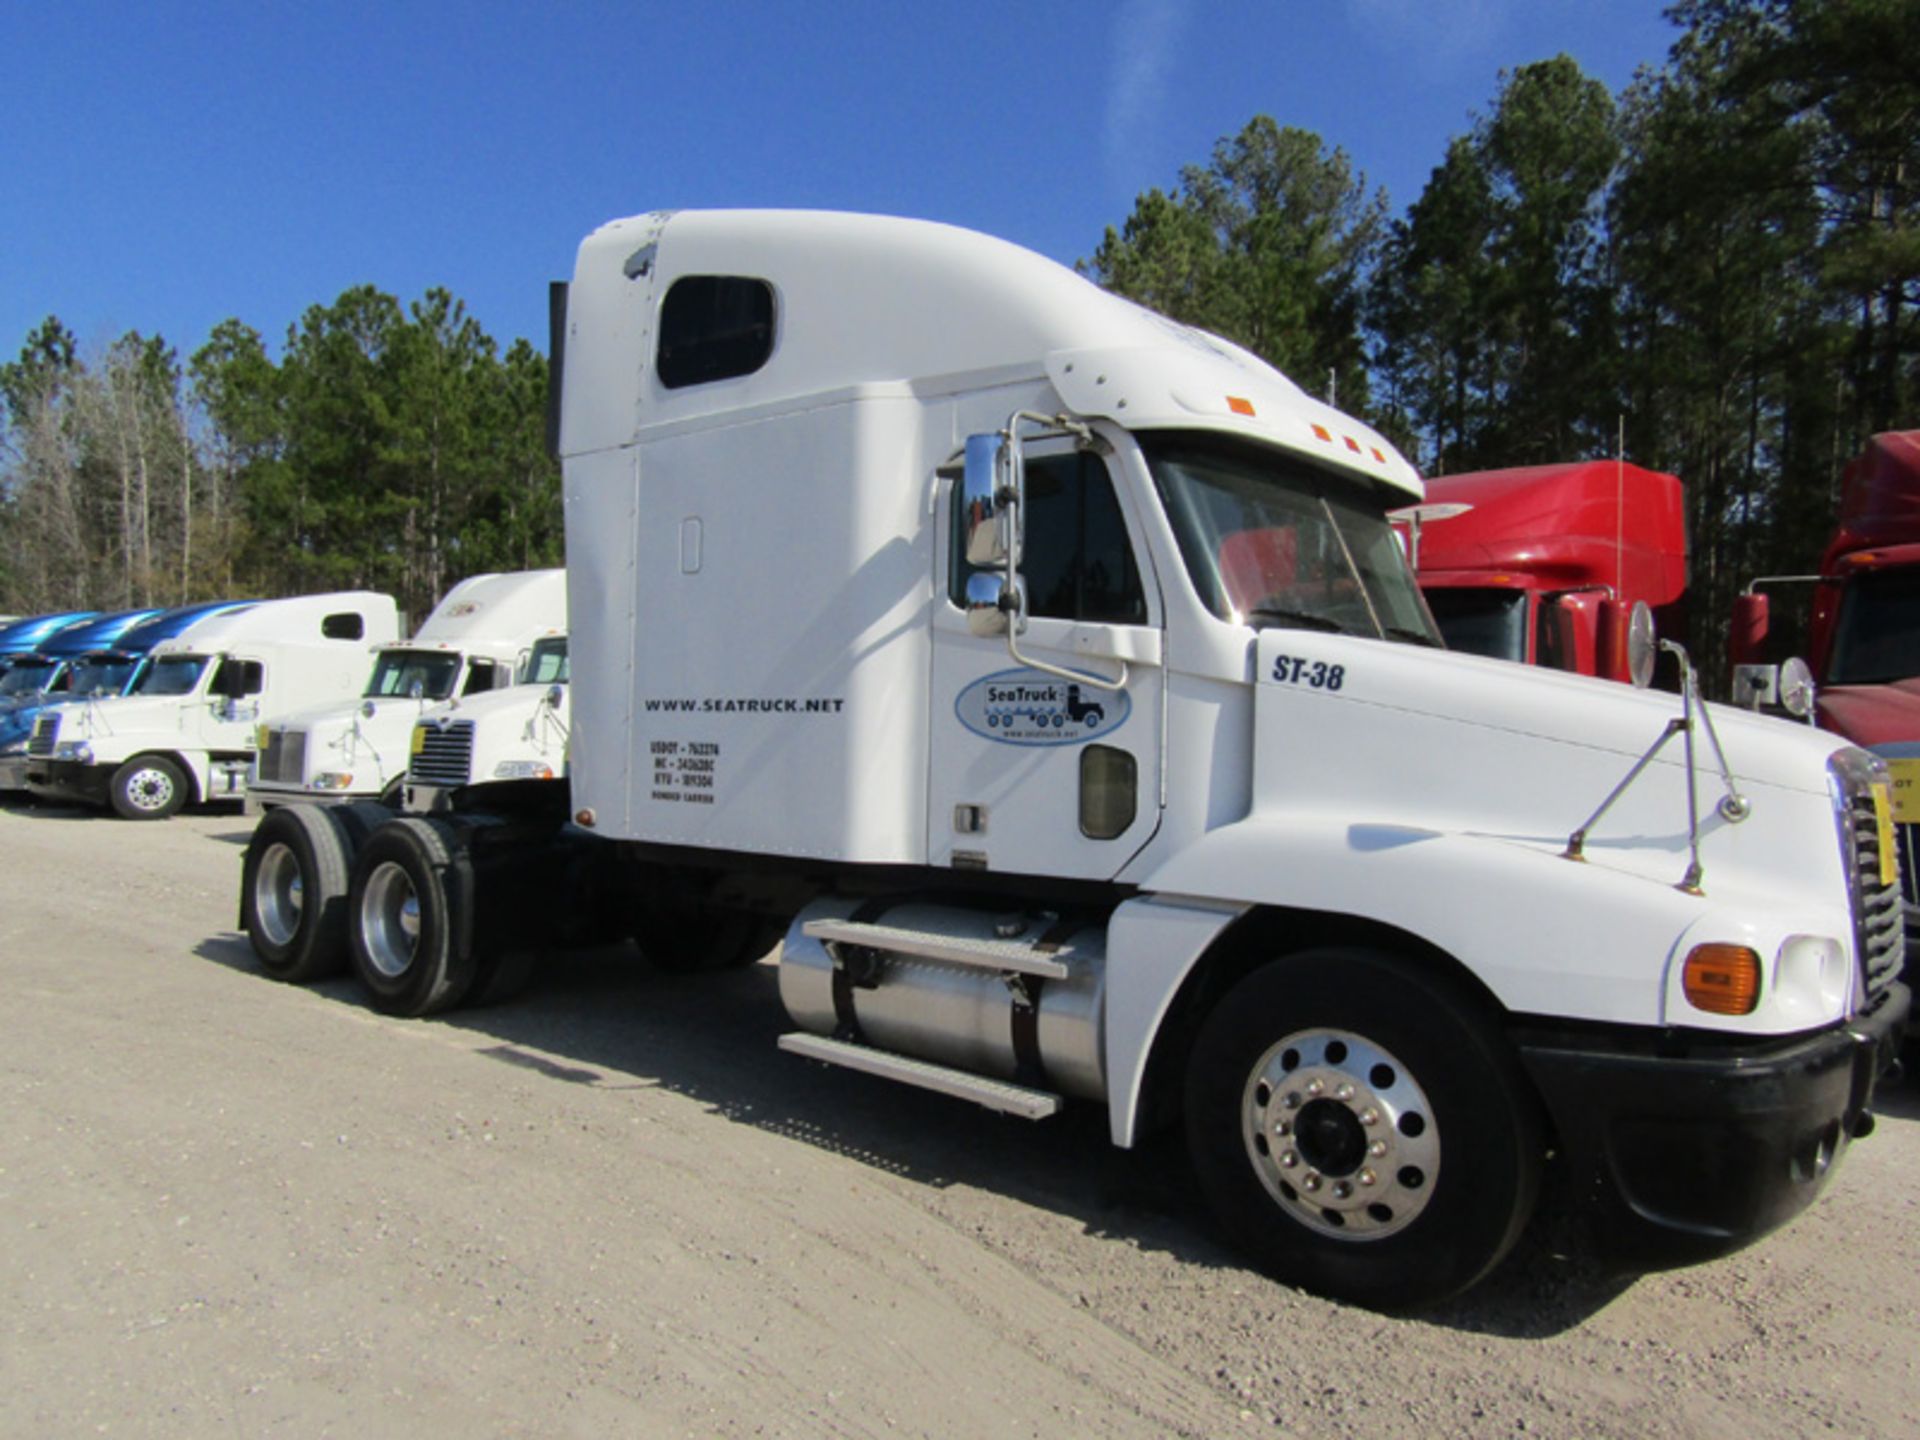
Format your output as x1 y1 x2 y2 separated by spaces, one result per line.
2 799 1916 1438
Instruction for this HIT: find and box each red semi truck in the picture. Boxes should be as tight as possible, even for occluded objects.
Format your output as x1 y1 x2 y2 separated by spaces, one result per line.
1399 461 1687 680
1734 430 1920 930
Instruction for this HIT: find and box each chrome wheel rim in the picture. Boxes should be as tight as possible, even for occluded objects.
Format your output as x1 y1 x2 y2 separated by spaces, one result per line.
126 767 175 812
255 842 304 947
360 861 421 980
1241 1027 1440 1241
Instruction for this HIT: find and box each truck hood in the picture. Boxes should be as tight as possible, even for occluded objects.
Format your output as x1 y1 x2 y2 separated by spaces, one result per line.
1816 679 1920 751
39 693 202 741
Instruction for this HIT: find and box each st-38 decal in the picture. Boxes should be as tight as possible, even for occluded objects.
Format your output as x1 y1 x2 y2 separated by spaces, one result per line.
956 669 1130 746
1270 654 1346 691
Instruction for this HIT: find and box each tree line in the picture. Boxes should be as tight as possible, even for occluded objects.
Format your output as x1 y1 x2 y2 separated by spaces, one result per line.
1086 0 1916 686
0 288 559 626
4 1 1913 686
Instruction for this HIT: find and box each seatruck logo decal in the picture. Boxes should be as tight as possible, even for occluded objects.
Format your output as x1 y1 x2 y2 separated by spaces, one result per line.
956 669 1129 746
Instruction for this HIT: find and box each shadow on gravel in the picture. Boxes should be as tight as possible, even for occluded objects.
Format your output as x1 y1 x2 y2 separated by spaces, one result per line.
0 792 94 819
1872 1064 1920 1121
191 928 1653 1334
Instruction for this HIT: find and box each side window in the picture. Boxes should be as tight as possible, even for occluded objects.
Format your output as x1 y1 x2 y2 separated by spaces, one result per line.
657 276 776 389
322 612 365 641
463 659 500 696
950 451 1147 625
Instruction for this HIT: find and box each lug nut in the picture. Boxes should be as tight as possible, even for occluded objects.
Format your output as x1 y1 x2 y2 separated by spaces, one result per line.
1279 1151 1299 1169
1360 1108 1380 1127
1359 1169 1377 1188
1306 1079 1324 1097
1276 1120 1292 1137
1302 1173 1322 1193
1369 1140 1387 1158
1335 1083 1355 1101
1333 1181 1352 1200
1283 1092 1302 1111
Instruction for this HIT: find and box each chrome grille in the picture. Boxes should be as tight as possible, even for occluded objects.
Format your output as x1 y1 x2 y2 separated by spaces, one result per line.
256 728 307 784
27 714 58 758
408 720 474 786
1832 751 1906 1001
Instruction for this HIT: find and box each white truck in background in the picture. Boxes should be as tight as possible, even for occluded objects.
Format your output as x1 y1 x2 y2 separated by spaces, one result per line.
237 210 1906 1308
403 631 571 810
248 570 566 811
27 592 398 818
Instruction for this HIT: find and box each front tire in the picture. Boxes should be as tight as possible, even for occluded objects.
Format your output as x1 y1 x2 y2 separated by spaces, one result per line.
347 817 475 1016
242 805 355 982
1184 948 1542 1309
110 754 188 819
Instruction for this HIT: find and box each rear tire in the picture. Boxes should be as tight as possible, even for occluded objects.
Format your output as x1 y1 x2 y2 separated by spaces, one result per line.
347 817 475 1016
110 754 187 819
1184 948 1542 1310
242 805 354 983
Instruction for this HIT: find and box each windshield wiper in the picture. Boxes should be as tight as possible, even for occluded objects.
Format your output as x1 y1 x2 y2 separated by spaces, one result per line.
1245 606 1351 634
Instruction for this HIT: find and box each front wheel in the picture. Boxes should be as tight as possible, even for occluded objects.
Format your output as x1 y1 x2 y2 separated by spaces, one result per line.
347 817 475 1017
1184 948 1542 1309
110 754 188 819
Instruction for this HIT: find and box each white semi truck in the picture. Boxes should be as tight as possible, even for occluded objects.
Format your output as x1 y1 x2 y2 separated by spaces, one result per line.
239 211 1907 1308
247 569 566 811
402 631 571 809
27 592 399 817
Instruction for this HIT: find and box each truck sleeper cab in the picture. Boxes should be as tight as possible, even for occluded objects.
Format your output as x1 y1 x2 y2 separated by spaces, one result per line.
248 570 567 812
27 593 398 818
238 211 1904 1310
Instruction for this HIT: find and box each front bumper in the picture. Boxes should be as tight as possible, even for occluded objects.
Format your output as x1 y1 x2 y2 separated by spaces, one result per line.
1516 981 1909 1267
24 759 111 807
0 755 28 791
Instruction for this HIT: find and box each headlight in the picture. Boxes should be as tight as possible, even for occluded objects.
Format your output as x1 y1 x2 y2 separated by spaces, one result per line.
311 772 356 790
54 742 94 765
493 760 555 781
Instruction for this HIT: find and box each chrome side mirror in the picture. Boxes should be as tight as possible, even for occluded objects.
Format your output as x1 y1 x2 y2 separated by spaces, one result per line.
361 699 377 719
965 573 1012 638
962 433 1010 567
1778 656 1816 720
545 683 565 709
1626 601 1657 689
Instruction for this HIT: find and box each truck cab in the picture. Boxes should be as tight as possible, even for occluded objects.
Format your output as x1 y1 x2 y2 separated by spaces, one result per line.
248 569 567 811
402 631 570 811
1405 461 1686 678
26 593 398 817
238 210 1905 1308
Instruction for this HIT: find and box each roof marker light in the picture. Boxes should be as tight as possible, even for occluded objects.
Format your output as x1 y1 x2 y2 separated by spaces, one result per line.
1227 396 1255 417
1344 436 1363 454
1311 423 1332 442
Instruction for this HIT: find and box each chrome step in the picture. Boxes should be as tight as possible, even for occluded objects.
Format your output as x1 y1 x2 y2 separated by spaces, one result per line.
801 917 1071 980
777 1033 1062 1119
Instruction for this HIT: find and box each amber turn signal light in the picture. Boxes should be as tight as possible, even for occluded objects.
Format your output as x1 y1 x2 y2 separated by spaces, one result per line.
1683 944 1761 1015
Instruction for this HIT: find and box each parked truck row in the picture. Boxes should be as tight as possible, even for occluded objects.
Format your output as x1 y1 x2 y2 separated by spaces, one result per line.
216 209 1902 1311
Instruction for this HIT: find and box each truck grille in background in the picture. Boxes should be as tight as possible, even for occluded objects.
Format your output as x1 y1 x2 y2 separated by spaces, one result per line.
27 714 58 758
409 721 475 787
256 729 307 785
1843 787 1906 1001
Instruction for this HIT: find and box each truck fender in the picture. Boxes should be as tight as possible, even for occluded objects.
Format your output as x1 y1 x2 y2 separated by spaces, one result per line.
1103 894 1246 1147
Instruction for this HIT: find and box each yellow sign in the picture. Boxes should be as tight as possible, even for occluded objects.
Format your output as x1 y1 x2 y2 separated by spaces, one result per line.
1871 781 1899 889
410 725 427 756
1887 759 1920 825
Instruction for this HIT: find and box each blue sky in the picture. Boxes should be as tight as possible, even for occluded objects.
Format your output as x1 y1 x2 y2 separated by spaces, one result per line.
2 1 1684 368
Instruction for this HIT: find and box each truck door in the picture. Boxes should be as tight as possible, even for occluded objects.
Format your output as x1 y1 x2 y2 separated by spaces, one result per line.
929 439 1164 880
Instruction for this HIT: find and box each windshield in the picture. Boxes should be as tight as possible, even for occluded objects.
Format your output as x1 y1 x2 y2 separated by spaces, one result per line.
0 660 56 696
68 656 138 696
364 649 463 700
520 637 569 685
1829 567 1920 685
135 654 208 696
1142 434 1441 643
1423 588 1527 661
